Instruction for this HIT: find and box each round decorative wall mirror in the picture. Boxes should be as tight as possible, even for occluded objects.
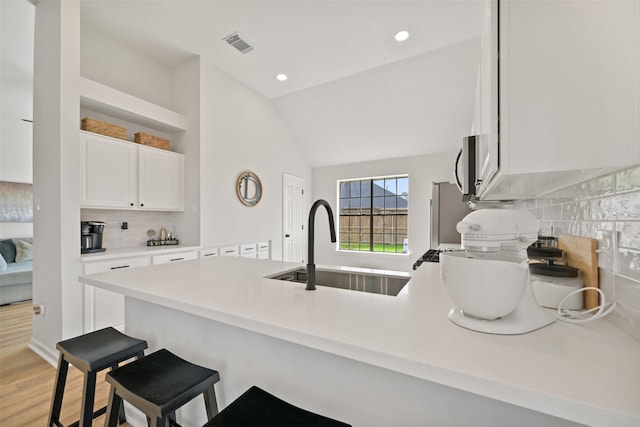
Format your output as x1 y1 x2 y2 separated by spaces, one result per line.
236 171 262 206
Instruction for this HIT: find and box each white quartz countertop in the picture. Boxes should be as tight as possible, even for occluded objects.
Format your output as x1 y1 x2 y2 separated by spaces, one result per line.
80 245 200 261
78 257 640 427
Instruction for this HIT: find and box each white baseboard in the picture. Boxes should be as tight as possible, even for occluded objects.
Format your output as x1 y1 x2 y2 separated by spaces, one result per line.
28 338 58 367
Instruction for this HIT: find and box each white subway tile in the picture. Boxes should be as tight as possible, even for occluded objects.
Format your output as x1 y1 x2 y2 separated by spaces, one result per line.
616 165 640 193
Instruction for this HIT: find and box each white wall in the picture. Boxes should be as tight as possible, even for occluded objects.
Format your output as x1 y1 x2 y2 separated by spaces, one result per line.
312 151 456 272
199 59 312 260
31 0 82 354
273 38 480 168
170 57 201 247
0 0 34 183
80 26 173 109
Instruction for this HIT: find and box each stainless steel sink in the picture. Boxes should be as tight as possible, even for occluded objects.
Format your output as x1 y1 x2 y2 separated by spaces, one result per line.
266 268 409 296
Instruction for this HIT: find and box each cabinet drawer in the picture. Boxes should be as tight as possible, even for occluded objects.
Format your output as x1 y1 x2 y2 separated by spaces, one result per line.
152 251 198 265
240 243 257 255
83 256 150 274
219 245 239 257
200 247 219 258
257 241 270 252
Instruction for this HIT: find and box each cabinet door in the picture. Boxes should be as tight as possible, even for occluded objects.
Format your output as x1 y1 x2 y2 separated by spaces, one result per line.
152 250 198 265
83 256 150 332
257 241 271 260
138 146 184 210
80 132 137 208
240 243 257 259
502 0 637 174
470 0 499 190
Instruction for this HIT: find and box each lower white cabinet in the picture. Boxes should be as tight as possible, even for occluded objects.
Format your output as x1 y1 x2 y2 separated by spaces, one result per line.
240 243 257 259
257 241 271 260
209 242 270 259
199 247 219 258
219 245 240 257
82 255 150 332
152 250 198 265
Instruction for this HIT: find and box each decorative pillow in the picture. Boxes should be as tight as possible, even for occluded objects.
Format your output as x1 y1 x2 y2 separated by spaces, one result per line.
0 253 6 272
14 239 33 262
0 239 16 263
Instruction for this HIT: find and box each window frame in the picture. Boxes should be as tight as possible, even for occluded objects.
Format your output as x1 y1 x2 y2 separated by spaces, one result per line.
336 174 409 255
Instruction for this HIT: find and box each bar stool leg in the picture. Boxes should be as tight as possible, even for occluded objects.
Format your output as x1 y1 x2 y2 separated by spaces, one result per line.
79 371 97 427
105 386 123 427
203 384 218 419
48 354 69 427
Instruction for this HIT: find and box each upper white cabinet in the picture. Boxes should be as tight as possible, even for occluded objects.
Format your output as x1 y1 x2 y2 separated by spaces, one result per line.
81 131 184 210
477 0 639 200
80 131 137 208
138 146 184 210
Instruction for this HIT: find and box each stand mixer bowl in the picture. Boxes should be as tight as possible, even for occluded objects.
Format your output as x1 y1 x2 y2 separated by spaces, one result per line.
440 251 529 320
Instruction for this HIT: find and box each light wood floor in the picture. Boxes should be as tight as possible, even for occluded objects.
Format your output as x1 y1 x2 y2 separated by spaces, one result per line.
0 301 129 426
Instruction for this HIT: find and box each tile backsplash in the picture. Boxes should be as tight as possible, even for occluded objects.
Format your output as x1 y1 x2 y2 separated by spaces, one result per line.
81 209 181 249
514 164 640 341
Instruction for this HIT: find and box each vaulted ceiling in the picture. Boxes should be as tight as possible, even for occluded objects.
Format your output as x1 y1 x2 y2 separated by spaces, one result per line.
79 1 486 167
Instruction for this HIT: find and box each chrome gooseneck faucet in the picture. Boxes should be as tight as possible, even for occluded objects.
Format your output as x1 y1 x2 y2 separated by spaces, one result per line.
306 199 337 290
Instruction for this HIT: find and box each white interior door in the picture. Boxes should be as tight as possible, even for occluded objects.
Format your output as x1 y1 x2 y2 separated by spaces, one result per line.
283 173 305 262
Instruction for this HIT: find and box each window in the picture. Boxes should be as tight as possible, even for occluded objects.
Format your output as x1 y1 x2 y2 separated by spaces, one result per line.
338 175 408 253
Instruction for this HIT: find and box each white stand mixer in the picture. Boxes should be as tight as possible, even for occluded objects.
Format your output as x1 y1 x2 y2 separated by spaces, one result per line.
440 209 555 335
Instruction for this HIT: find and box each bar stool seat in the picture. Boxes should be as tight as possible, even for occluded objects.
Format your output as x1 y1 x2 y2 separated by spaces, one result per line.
104 348 220 427
48 327 148 427
203 386 351 427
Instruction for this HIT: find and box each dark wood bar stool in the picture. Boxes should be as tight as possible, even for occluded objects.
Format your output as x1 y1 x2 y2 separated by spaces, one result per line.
48 327 148 427
104 348 220 427
203 386 351 427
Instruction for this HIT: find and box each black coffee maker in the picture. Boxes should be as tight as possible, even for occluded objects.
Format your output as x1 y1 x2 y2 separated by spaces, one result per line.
81 221 106 254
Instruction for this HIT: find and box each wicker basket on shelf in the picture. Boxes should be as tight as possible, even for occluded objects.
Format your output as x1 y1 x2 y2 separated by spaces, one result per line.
134 132 170 151
81 117 127 140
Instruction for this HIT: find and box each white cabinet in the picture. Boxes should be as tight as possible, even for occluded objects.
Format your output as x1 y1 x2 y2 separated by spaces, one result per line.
200 247 219 258
152 250 198 265
82 255 150 332
80 131 137 208
477 0 639 200
205 242 270 259
240 243 257 259
80 131 184 211
219 245 239 257
257 241 271 260
138 147 184 211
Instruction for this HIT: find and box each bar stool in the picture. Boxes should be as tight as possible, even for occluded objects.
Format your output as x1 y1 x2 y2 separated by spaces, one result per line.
203 386 351 427
48 327 148 427
104 348 220 427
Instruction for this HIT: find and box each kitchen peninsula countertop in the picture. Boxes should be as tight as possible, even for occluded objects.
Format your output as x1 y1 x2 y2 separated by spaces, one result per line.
79 257 640 426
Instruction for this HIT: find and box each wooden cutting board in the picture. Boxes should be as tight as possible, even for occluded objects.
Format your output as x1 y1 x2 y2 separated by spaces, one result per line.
557 235 599 310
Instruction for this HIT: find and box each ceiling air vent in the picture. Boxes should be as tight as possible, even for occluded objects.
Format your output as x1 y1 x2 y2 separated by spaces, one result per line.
223 32 254 54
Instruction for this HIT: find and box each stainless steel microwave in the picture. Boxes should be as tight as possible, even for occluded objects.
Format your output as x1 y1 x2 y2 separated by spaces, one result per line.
455 134 498 201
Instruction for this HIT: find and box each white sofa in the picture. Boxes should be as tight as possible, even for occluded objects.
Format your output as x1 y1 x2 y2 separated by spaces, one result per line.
0 260 32 305
0 238 33 305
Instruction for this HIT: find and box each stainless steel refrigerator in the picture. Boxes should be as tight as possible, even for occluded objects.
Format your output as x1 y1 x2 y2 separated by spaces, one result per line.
430 181 472 249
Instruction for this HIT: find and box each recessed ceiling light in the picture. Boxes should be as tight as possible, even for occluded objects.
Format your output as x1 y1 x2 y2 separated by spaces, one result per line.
276 73 288 81
394 30 410 42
